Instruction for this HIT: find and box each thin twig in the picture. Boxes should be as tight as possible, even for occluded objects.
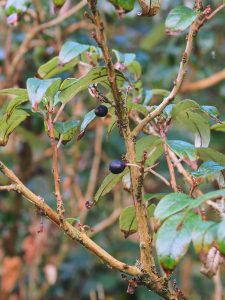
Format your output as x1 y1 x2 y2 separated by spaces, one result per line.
0 184 19 191
181 68 225 92
146 169 170 187
89 86 114 105
47 109 65 222
206 4 225 20
53 103 65 123
90 208 121 237
57 134 63 149
64 20 94 34
213 269 223 300
85 119 103 200
160 129 177 192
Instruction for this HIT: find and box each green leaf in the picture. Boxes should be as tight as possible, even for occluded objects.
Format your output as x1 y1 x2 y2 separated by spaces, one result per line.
113 50 136 66
0 89 29 117
217 219 225 255
167 140 197 161
144 193 167 202
197 148 225 166
107 115 117 137
171 99 199 118
156 213 192 270
59 67 125 104
45 78 62 102
135 135 163 163
163 105 173 118
127 101 149 116
184 211 202 232
128 61 142 80
192 161 225 178
37 56 78 79
119 206 137 238
0 109 29 146
80 46 102 65
211 122 225 133
78 109 96 139
6 96 29 117
0 88 28 98
152 89 171 98
147 204 156 218
172 102 210 148
119 204 155 238
94 172 126 204
189 112 210 147
201 105 219 118
27 78 61 108
53 0 66 8
165 6 200 34
54 120 80 144
142 89 153 106
192 221 216 254
203 224 218 253
59 41 89 65
188 189 225 209
109 0 135 12
66 217 80 225
154 193 192 221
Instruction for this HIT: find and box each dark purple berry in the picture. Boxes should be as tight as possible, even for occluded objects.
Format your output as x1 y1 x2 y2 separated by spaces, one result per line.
94 105 108 117
109 160 126 174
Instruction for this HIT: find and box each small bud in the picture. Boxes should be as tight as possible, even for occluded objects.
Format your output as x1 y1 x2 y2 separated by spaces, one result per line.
85 200 94 209
53 0 66 10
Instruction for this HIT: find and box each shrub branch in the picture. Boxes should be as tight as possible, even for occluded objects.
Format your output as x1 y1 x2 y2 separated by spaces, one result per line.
0 160 140 276
132 5 221 138
86 0 155 274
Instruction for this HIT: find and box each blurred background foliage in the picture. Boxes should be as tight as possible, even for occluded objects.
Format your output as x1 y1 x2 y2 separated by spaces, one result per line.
0 0 225 299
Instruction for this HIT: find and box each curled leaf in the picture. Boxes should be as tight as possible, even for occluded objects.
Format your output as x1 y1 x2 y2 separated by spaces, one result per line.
138 0 160 17
0 109 29 146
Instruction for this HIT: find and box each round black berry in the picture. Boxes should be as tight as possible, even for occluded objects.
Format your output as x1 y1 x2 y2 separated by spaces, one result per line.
109 160 126 174
94 105 108 117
